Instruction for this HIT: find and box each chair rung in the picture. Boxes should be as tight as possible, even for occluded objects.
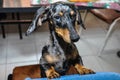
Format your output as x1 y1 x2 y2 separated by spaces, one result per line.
0 20 32 24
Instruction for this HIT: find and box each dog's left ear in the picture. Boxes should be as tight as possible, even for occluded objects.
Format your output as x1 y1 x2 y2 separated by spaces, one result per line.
26 6 50 36
76 7 86 30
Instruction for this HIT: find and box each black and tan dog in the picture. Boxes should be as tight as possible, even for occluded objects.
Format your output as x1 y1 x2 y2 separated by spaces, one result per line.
26 2 94 79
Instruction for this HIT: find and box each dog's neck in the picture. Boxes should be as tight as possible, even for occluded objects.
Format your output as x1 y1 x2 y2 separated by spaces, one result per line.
48 21 74 54
50 30 73 53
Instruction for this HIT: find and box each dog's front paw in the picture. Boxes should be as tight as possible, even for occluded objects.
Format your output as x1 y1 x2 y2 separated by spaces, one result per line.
78 67 95 74
45 67 60 78
75 64 95 75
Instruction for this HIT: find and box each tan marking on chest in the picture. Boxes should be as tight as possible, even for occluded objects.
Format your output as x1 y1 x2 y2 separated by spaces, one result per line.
55 27 71 43
45 54 60 63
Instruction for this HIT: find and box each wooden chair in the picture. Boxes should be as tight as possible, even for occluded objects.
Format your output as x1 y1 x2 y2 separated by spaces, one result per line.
8 64 78 80
83 9 120 56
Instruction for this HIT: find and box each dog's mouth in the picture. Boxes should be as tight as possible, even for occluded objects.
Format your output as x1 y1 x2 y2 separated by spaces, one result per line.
55 27 80 43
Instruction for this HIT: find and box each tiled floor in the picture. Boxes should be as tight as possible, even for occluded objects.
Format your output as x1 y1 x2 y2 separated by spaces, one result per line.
0 12 120 80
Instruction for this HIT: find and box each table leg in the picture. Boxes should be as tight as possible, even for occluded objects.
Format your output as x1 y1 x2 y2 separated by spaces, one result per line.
1 24 6 38
12 13 15 19
117 51 120 58
16 13 23 39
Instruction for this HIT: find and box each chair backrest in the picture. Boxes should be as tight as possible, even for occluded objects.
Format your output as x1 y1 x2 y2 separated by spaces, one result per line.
90 9 120 24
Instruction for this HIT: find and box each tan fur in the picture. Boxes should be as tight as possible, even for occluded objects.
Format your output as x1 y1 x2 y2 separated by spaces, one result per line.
59 12 63 16
67 46 78 60
75 21 80 35
45 54 59 63
70 10 75 15
55 27 71 43
75 64 94 74
45 66 60 78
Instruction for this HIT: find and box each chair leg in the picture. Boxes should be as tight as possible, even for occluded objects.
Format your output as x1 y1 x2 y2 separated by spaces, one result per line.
83 10 88 22
18 24 22 39
117 51 120 57
98 17 120 56
16 12 23 39
7 74 13 80
1 24 6 38
79 10 88 36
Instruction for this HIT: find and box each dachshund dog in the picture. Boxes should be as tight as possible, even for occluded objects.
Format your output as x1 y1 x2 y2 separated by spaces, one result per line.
26 2 94 79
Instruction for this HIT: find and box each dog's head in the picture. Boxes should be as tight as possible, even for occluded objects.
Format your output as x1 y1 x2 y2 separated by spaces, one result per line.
26 2 85 43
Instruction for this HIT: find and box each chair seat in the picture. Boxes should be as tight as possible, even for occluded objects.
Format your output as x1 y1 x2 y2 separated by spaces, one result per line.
90 9 120 24
83 9 120 56
12 64 78 80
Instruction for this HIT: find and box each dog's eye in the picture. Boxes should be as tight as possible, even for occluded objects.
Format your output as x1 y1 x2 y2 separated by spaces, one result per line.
71 13 76 17
70 14 76 20
54 16 60 20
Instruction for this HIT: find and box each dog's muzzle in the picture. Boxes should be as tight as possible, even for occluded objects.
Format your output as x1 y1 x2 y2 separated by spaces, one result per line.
67 22 80 42
70 29 80 42
71 34 80 42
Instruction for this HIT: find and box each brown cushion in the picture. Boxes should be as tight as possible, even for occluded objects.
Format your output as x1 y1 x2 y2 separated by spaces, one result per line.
90 9 120 24
12 64 78 80
12 64 41 80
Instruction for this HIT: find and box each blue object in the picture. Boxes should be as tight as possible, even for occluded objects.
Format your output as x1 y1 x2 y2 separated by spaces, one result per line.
25 72 120 80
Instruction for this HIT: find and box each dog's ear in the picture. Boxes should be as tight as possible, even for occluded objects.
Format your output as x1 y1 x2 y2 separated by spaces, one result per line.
26 6 50 36
76 7 86 30
68 4 86 30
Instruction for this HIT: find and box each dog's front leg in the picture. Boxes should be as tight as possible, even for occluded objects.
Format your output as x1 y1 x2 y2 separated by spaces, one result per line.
45 66 60 78
41 45 60 78
40 58 60 78
75 64 95 75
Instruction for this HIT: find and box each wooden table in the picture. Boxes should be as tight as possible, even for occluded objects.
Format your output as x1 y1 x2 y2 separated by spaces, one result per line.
0 0 40 39
0 0 94 39
1 0 39 12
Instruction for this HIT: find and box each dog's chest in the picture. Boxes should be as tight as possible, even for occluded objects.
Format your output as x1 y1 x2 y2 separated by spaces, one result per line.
45 46 66 63
45 54 65 63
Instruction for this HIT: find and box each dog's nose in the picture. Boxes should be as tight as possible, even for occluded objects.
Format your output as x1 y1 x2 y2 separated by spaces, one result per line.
71 34 80 42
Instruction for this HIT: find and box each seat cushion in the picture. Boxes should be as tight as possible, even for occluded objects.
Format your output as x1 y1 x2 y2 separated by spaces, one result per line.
90 9 120 24
25 72 120 80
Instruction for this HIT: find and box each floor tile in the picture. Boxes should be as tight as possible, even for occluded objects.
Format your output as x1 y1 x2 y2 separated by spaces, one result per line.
7 43 37 63
36 43 43 63
81 37 108 55
0 64 6 80
0 39 7 64
7 33 36 44
75 40 96 56
81 26 106 39
6 61 38 80
82 56 103 72
35 31 49 44
35 31 50 62
97 54 120 73
101 36 120 55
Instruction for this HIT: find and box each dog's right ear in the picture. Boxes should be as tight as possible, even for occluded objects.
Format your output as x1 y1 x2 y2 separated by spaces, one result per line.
76 7 86 30
26 6 50 36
